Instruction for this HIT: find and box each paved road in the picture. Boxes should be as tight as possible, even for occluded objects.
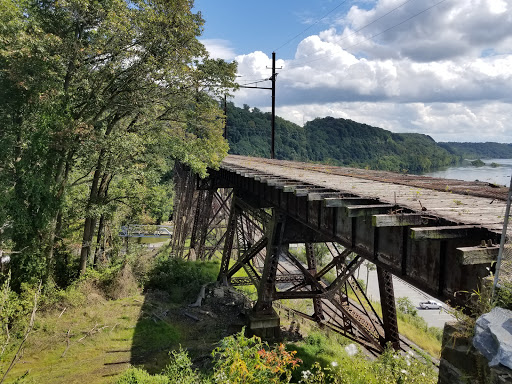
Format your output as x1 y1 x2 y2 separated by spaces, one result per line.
358 264 455 329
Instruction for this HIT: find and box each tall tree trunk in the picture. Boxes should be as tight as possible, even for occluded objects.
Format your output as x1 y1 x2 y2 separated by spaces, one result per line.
79 115 118 275
92 174 112 268
79 164 102 275
93 214 105 269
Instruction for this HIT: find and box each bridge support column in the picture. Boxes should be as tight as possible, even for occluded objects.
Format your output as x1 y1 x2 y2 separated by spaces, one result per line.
251 209 285 340
377 266 400 350
305 243 324 321
218 197 238 284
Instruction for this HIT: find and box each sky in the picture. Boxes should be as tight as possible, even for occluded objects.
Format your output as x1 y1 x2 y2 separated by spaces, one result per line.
193 0 512 143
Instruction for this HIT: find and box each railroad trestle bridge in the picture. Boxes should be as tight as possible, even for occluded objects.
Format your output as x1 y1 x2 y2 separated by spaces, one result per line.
171 155 510 353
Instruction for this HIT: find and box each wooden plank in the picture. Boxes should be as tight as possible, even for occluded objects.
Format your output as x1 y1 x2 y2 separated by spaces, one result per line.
239 171 261 178
456 245 499 265
253 174 280 182
266 178 295 186
410 225 480 240
294 187 329 197
372 214 426 227
307 192 345 201
324 197 378 208
344 204 394 217
282 184 314 193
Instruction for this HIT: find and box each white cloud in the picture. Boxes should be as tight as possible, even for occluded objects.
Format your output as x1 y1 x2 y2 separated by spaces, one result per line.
201 39 237 61
275 101 512 143
231 0 512 143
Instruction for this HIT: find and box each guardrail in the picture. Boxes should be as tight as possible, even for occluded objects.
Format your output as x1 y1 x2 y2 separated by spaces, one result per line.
119 224 174 238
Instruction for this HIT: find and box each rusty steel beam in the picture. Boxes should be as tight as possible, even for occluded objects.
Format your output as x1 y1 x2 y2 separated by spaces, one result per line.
377 267 400 350
306 243 325 321
254 210 286 314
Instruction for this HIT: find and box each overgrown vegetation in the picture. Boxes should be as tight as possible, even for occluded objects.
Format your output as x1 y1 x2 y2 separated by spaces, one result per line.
0 0 237 291
115 329 437 384
0 243 443 383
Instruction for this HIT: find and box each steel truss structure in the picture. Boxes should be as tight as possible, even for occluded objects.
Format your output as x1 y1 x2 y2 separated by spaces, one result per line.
172 163 401 353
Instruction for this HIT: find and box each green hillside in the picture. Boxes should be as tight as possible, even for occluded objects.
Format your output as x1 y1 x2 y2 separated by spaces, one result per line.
226 103 460 173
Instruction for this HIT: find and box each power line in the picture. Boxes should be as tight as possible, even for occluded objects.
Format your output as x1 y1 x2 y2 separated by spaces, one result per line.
343 0 449 51
238 78 271 87
284 0 448 70
274 0 349 53
332 0 416 47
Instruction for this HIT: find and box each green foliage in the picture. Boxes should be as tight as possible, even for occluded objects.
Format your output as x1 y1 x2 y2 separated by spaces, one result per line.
297 346 436 384
397 297 418 316
372 347 437 384
0 0 237 287
226 103 308 161
211 329 301 384
116 367 170 384
495 282 512 310
470 159 485 167
162 347 206 384
146 258 219 303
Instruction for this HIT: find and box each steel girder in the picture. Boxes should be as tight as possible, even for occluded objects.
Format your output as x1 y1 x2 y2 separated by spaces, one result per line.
214 194 397 352
173 166 400 352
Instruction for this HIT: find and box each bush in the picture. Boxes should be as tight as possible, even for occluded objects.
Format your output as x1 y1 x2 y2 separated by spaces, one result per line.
495 282 512 310
212 329 301 384
116 367 169 384
163 347 207 384
397 297 417 316
117 349 205 384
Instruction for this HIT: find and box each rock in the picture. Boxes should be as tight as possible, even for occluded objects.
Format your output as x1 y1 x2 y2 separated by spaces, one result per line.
213 287 225 298
473 307 512 369
344 343 358 356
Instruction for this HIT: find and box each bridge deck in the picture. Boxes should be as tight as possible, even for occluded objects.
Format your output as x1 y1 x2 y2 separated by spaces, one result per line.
222 155 510 235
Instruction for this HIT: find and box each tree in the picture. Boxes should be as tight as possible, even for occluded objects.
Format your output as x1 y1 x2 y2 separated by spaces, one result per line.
0 0 237 284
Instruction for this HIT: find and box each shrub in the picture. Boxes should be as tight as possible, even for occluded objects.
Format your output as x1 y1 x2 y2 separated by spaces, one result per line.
116 367 169 384
397 297 417 316
212 329 301 384
162 347 207 384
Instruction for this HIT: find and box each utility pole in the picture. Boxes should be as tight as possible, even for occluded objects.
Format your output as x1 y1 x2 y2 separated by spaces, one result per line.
237 52 280 159
271 52 276 159
223 94 227 139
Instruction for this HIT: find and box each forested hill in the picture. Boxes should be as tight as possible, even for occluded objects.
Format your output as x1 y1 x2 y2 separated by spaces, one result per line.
438 142 512 159
225 103 459 173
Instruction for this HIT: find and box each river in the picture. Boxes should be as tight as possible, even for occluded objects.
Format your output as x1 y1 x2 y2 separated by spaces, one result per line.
424 158 512 187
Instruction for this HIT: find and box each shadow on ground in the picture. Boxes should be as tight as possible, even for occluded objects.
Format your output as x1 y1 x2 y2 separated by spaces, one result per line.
129 285 249 374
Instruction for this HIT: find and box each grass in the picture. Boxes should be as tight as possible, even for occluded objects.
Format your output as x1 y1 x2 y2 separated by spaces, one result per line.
370 301 442 358
2 295 152 384
0 245 442 383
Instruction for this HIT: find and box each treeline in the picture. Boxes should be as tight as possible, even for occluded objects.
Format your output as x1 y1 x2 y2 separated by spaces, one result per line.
0 0 236 289
439 142 512 159
226 104 459 173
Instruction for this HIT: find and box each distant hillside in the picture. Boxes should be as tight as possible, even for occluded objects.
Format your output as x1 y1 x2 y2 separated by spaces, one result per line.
439 142 512 159
226 103 308 161
305 117 457 173
225 103 460 173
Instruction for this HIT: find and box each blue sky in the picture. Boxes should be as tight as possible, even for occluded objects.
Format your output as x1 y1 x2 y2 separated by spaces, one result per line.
193 0 512 143
193 0 367 60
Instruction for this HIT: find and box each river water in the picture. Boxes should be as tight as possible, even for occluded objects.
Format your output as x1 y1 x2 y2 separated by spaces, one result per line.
424 158 512 187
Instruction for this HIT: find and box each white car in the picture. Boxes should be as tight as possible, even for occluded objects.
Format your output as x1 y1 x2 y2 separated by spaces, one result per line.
419 300 443 310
